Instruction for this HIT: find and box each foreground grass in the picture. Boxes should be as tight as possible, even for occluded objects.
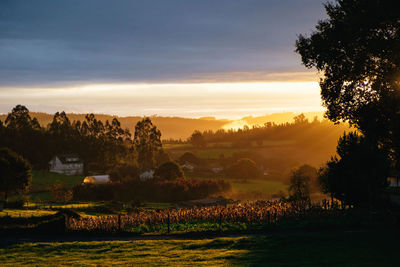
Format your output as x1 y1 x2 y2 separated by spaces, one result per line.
1 230 399 266
0 209 56 218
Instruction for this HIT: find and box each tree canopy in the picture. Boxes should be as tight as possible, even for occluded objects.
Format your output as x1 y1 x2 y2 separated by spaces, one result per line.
0 105 133 171
154 161 185 180
0 148 32 201
319 132 390 207
288 164 318 205
134 117 162 170
190 131 207 148
296 0 400 166
225 158 260 181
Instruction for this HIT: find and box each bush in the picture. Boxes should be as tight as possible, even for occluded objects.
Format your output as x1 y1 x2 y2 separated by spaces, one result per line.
225 158 260 181
109 164 140 182
154 161 185 180
4 195 27 209
72 178 231 202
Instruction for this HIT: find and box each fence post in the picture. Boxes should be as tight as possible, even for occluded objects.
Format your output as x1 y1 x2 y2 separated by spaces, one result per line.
118 214 121 233
219 210 222 231
167 213 170 234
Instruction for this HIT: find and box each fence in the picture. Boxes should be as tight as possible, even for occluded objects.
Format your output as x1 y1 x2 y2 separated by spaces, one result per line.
68 200 352 233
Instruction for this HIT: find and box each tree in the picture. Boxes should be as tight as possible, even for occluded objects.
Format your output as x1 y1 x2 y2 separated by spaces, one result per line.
295 0 400 168
154 161 185 180
109 163 140 182
178 152 201 165
154 149 171 167
225 158 260 181
134 118 162 170
0 148 32 201
5 105 40 131
190 131 207 148
319 132 390 207
50 182 72 203
288 165 318 205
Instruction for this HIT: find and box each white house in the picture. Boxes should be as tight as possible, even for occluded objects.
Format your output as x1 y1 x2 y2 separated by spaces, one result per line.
49 154 84 175
181 162 195 172
140 170 154 181
83 175 110 184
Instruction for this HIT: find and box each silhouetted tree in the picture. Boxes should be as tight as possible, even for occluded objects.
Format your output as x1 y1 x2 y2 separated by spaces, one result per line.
2 105 50 168
154 149 171 167
134 118 162 170
154 161 185 180
109 164 140 182
319 132 390 207
5 105 40 131
190 130 207 148
293 113 308 125
289 164 318 205
225 158 260 181
296 0 400 168
179 152 201 165
0 148 32 201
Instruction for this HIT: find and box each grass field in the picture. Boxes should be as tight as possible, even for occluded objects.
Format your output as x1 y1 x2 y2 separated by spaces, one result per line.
0 209 56 218
0 230 398 266
163 140 295 159
31 171 83 190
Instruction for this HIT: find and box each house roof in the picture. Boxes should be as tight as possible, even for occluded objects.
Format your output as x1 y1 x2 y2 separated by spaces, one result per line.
57 154 82 164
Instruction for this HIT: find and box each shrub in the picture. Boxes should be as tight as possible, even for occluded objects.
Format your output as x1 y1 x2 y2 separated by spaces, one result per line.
225 158 260 181
72 178 231 202
154 161 185 180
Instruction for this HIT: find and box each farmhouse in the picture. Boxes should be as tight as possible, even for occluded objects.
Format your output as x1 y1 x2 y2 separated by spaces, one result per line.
49 154 84 175
140 170 154 181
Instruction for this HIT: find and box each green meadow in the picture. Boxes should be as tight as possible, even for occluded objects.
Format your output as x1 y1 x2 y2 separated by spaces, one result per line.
1 231 398 266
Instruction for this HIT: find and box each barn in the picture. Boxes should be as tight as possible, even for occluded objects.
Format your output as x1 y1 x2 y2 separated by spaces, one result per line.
49 154 84 175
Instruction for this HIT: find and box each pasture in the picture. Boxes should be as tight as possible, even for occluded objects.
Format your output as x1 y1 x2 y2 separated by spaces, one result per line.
1 231 398 266
31 171 83 190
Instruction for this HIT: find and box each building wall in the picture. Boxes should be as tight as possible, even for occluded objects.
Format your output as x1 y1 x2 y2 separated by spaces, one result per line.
49 156 84 175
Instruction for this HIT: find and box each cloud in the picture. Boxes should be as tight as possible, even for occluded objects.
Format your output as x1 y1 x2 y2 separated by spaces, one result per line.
0 0 326 87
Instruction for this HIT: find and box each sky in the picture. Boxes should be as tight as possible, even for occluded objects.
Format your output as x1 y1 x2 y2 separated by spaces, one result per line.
0 0 327 118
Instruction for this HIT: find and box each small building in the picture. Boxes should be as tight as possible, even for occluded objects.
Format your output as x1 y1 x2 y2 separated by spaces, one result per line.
83 175 110 184
140 170 154 181
181 162 195 172
211 167 223 174
388 170 400 187
49 154 84 175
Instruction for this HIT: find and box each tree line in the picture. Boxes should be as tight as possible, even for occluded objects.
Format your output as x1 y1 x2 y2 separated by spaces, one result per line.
0 105 169 173
188 114 350 149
